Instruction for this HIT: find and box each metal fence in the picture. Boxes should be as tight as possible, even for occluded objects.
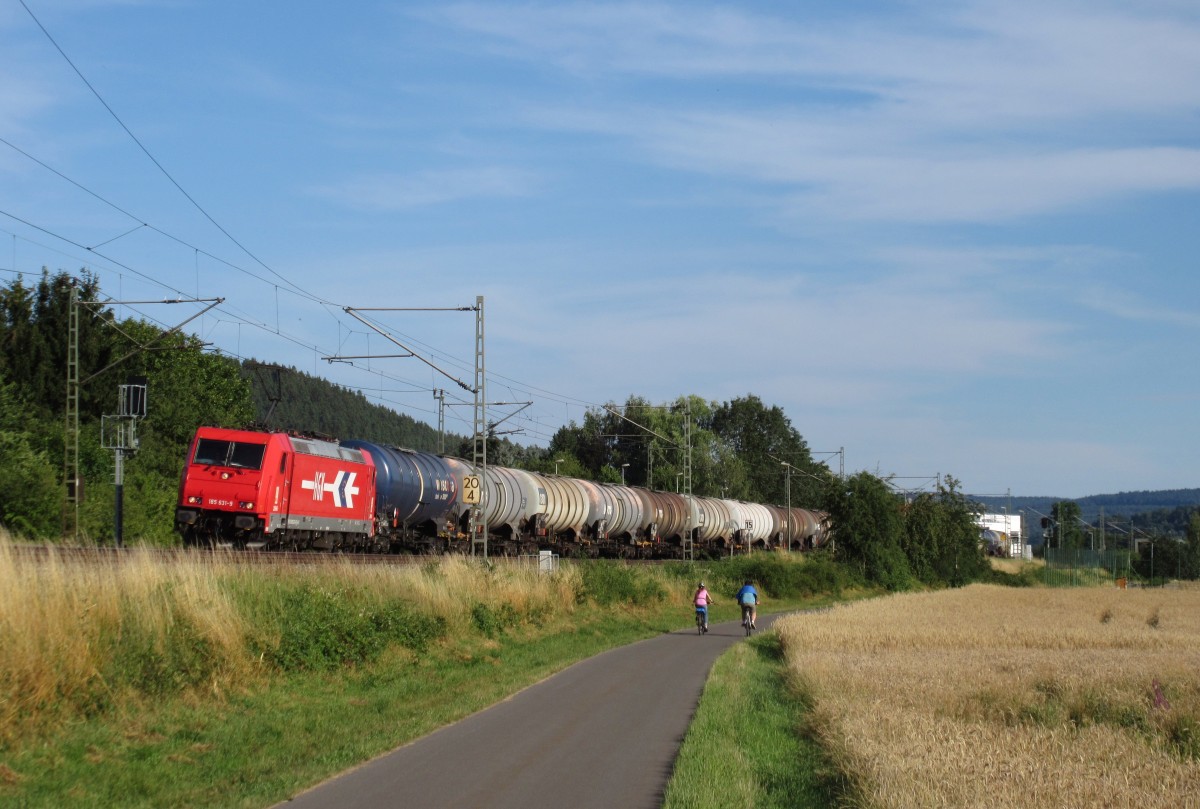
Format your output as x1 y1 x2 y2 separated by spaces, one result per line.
516 550 560 573
1042 547 1134 587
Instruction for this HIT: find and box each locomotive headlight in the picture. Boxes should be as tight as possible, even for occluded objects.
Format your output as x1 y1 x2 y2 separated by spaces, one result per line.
187 495 202 505
239 501 255 510
221 472 231 480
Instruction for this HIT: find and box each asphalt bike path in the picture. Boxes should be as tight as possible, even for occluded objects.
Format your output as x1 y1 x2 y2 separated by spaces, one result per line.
276 612 780 809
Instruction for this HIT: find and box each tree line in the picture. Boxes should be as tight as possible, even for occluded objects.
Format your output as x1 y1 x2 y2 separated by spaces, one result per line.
1 268 1023 591
0 269 431 543
1040 500 1200 581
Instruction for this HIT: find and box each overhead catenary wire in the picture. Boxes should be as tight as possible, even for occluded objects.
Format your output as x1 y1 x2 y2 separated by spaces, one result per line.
0 135 334 309
3 200 613 441
3 82 613 434
6 7 640 443
0 136 519 417
17 0 302 298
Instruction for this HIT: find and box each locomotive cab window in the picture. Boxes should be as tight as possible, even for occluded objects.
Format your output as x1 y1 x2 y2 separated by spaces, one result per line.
229 441 267 469
193 438 267 470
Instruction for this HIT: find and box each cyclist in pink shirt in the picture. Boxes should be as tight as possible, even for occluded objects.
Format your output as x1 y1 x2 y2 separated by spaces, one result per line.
693 582 713 633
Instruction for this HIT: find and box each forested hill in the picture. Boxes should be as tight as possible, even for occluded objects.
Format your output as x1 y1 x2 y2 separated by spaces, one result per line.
1076 489 1200 515
244 362 452 452
975 489 1200 533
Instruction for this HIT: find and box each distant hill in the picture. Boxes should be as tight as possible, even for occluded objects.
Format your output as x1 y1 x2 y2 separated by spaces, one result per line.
242 362 458 452
973 489 1200 538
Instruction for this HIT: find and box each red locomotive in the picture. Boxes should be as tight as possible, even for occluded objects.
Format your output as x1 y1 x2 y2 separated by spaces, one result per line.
175 426 378 550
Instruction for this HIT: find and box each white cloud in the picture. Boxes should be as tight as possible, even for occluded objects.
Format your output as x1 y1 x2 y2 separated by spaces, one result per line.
430 2 1200 225
528 103 1200 223
1077 285 1200 328
431 1 1200 121
309 166 539 210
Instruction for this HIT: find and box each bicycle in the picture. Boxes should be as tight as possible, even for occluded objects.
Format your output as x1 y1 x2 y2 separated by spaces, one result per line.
695 607 708 635
741 604 754 636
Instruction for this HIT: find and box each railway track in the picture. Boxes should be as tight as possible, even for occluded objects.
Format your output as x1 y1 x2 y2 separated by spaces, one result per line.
5 544 445 566
3 544 683 567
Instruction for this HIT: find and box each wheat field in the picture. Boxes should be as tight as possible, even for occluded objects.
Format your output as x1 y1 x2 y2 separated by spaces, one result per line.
776 584 1200 808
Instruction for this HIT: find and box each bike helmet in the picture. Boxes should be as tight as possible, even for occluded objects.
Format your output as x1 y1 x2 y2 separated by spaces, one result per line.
698 581 705 588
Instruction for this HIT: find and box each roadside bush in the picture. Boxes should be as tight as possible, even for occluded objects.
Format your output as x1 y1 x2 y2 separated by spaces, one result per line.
863 541 915 592
372 601 446 653
266 584 445 671
101 605 220 695
788 553 854 596
575 562 667 606
470 602 521 638
981 564 1040 587
709 553 855 600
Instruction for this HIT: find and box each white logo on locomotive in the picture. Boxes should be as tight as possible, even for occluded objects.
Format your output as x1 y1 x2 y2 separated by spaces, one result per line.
304 471 327 501
301 470 360 508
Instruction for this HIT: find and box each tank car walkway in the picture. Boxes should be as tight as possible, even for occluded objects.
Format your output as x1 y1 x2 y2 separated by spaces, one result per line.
275 614 781 809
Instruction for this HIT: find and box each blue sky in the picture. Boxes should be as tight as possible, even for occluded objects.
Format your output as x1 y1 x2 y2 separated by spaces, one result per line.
3 0 1199 499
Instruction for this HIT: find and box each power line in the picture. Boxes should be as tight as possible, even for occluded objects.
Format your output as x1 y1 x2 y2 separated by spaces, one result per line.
1 205 631 441
2 131 592 436
17 0 301 295
3 20 614 440
0 135 331 307
7 5 634 443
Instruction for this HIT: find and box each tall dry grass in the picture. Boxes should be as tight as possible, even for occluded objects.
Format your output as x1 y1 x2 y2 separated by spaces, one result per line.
0 540 253 745
777 585 1200 808
0 534 584 745
988 557 1043 576
379 556 583 630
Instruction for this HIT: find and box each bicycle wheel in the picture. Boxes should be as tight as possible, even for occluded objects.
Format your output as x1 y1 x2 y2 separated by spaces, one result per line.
696 612 704 635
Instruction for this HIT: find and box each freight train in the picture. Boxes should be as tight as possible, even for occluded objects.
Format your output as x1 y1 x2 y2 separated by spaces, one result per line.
175 426 829 558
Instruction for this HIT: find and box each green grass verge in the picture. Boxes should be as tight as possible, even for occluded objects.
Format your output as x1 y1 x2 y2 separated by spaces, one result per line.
0 608 681 809
662 631 843 809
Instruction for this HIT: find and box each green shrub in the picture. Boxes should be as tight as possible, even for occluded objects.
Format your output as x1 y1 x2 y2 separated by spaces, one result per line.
470 602 519 638
863 541 915 592
789 553 852 596
267 584 445 672
576 562 667 606
697 553 853 601
0 432 61 539
117 620 215 694
372 603 446 653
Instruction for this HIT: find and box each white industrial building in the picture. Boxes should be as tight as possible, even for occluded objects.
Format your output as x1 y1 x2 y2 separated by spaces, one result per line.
978 512 1027 558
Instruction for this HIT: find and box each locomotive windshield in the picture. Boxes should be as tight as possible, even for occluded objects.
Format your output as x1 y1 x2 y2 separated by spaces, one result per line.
193 438 267 470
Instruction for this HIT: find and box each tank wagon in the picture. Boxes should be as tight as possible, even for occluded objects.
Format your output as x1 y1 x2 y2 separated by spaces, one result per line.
176 426 828 557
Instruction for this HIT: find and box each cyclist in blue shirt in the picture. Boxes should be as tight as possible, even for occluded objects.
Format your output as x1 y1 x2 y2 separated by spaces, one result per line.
735 580 760 629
